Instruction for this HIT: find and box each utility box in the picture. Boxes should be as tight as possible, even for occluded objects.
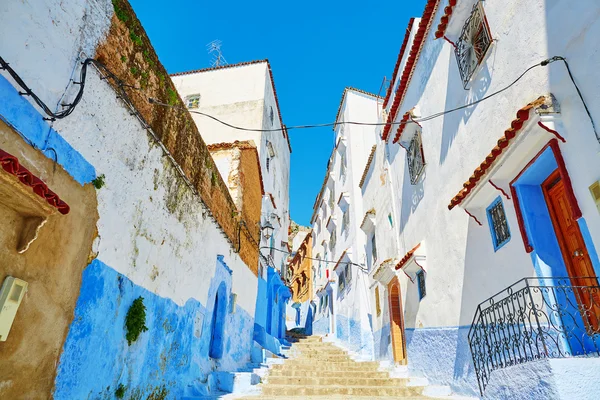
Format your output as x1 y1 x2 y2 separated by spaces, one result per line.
590 181 600 214
0 276 28 341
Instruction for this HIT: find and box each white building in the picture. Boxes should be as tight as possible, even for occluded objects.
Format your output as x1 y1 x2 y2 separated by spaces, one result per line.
310 88 381 357
357 0 600 398
171 61 291 275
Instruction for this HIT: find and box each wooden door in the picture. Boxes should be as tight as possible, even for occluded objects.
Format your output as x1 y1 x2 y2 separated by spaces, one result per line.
388 278 407 364
544 170 600 332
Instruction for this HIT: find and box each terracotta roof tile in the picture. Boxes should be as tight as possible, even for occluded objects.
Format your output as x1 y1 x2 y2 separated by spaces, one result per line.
434 0 458 39
359 145 377 188
0 148 70 214
383 18 416 109
448 96 547 210
395 243 421 270
382 0 442 141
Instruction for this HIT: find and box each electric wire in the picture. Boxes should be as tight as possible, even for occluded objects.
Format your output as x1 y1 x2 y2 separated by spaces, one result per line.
2 55 597 143
261 246 369 272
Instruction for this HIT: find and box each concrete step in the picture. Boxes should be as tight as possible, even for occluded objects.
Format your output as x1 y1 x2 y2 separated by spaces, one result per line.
268 369 391 379
266 376 410 387
261 384 423 397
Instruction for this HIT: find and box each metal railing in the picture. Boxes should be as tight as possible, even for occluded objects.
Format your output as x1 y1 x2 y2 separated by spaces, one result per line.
468 277 600 395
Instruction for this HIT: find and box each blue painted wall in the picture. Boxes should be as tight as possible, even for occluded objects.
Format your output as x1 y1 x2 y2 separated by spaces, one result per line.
54 259 255 399
0 75 95 184
253 267 289 354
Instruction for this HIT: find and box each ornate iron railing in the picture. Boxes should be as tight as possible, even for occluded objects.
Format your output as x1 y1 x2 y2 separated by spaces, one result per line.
468 277 600 395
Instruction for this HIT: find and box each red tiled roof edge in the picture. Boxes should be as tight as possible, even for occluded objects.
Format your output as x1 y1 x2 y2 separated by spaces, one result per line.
383 18 416 109
267 192 277 209
333 87 384 131
434 0 458 39
333 249 349 271
392 111 412 143
395 243 421 270
0 148 70 214
170 59 291 153
359 145 377 188
382 0 442 141
448 96 547 210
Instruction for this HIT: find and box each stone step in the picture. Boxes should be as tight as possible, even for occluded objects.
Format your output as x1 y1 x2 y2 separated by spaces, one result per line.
276 360 380 369
291 354 351 362
271 363 380 373
237 397 425 400
261 384 423 397
268 369 391 379
266 376 409 387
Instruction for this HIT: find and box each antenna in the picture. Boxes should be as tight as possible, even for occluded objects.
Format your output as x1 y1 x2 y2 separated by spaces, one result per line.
207 40 228 67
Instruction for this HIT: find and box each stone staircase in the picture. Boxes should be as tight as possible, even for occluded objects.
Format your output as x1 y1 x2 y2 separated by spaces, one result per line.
236 334 427 399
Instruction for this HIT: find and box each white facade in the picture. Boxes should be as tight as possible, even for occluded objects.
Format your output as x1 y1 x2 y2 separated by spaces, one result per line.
310 89 381 356
171 63 291 274
345 0 600 397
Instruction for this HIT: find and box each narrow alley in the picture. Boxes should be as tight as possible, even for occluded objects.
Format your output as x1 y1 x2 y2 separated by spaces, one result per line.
1 0 600 399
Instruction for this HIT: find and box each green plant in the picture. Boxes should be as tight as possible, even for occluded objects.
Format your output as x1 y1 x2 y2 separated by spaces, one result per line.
166 88 178 106
120 55 127 63
115 383 126 399
92 174 106 189
130 66 139 76
112 0 129 22
125 296 148 345
129 31 143 47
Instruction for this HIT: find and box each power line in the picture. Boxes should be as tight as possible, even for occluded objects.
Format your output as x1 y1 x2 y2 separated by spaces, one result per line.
262 246 369 272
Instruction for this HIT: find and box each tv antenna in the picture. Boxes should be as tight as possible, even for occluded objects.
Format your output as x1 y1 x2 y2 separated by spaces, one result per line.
207 40 228 67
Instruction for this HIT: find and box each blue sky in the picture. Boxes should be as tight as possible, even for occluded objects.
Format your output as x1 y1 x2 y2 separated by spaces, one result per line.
129 0 426 226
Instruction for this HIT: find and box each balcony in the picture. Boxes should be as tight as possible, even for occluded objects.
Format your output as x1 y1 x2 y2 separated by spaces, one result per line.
468 277 600 395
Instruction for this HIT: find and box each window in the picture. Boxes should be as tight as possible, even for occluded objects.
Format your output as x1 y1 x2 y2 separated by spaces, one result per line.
330 229 336 252
388 213 393 227
340 151 347 181
455 2 493 88
266 156 270 172
269 106 274 126
375 286 381 316
486 197 511 250
408 130 425 185
186 94 200 109
328 189 335 209
339 271 346 292
371 234 377 263
344 265 352 286
317 254 322 278
416 270 426 300
341 207 350 237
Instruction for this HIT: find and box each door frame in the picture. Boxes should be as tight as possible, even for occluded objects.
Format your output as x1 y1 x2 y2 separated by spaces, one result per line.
388 276 407 364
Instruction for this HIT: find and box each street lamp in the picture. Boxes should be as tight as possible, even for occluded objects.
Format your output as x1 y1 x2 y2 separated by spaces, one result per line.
261 221 274 240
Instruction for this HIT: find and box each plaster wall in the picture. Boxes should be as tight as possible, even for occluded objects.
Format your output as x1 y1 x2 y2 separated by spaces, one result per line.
0 0 263 397
0 120 99 400
172 65 291 273
370 0 600 391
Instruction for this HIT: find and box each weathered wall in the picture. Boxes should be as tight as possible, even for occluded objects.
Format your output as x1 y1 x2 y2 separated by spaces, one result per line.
0 0 264 398
288 234 312 303
0 120 98 400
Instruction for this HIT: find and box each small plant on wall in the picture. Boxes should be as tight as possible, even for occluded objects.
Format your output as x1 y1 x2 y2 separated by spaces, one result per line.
115 383 126 398
125 296 149 345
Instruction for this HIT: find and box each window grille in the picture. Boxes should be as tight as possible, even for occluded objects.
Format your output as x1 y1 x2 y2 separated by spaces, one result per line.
186 95 200 109
417 270 426 300
341 208 350 236
330 229 336 251
375 286 381 316
339 273 346 292
408 130 425 185
486 197 511 250
266 156 270 172
371 234 377 263
345 265 352 285
455 2 492 88
269 106 274 126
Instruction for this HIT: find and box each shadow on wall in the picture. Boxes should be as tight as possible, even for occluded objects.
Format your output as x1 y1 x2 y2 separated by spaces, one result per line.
399 163 426 243
439 45 494 166
54 258 254 399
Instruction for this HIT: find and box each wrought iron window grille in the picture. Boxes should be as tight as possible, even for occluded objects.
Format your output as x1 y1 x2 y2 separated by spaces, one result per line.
186 94 200 109
468 277 600 395
455 1 493 89
487 197 511 250
417 270 426 300
408 130 425 185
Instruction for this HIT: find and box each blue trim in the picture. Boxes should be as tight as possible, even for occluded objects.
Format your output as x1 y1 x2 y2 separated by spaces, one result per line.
0 75 95 185
486 196 512 251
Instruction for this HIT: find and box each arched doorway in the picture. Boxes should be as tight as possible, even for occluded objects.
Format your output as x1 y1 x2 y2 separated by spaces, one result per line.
209 283 227 359
388 278 407 364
